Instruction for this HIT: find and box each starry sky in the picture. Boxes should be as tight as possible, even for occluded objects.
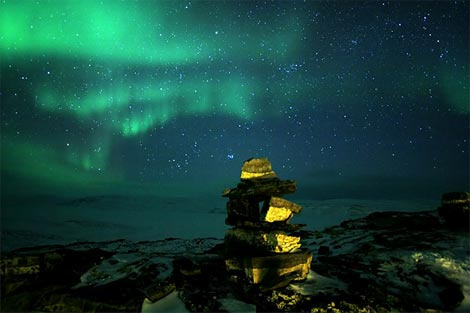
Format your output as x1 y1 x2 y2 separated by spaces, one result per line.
1 1 469 200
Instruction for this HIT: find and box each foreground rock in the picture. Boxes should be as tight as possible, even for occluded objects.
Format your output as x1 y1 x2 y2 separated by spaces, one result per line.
303 210 469 312
0 238 225 312
1 209 469 312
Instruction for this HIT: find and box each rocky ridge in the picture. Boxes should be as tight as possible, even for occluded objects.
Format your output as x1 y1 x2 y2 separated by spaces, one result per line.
1 206 468 312
2 178 469 313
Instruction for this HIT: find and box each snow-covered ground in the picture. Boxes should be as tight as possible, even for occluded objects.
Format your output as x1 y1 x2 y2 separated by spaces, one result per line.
3 195 467 313
141 291 257 313
142 291 189 313
1 195 438 252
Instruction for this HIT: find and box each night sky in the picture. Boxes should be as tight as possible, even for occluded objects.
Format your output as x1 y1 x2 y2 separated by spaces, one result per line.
1 1 469 201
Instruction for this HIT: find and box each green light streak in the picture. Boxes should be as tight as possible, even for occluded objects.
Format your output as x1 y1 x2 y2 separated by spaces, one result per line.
440 68 469 114
0 1 206 64
1 0 307 143
1 139 121 190
0 1 306 64
36 78 255 136
65 139 110 172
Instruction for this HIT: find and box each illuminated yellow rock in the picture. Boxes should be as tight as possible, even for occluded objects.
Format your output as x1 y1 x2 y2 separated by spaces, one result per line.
240 171 276 179
240 158 277 180
225 228 301 254
441 192 469 205
261 197 302 223
438 192 470 227
223 157 312 291
264 206 293 223
226 250 312 289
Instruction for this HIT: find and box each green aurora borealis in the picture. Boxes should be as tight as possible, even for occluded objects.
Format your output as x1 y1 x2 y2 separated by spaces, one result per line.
1 1 468 198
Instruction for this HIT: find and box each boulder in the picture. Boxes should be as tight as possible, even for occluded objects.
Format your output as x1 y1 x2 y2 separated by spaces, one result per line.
222 178 296 199
307 209 469 312
225 228 301 255
226 198 260 222
442 192 470 205
0 255 41 276
225 219 306 232
261 197 302 223
173 254 230 312
240 158 277 180
226 250 312 290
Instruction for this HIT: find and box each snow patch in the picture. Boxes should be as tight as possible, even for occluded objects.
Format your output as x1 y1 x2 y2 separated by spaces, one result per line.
141 291 189 313
218 294 256 313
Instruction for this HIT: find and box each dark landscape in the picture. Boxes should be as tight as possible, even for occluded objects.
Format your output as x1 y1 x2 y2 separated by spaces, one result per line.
1 191 469 312
1 1 469 312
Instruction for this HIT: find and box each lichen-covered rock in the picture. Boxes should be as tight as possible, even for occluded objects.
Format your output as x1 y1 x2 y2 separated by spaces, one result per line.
261 197 303 223
226 198 260 223
309 301 379 313
226 250 312 290
265 287 303 311
442 192 470 205
225 196 304 226
225 219 306 232
0 238 222 312
264 205 293 223
0 255 41 276
173 254 230 312
305 210 470 312
222 178 296 199
240 158 277 180
225 228 301 255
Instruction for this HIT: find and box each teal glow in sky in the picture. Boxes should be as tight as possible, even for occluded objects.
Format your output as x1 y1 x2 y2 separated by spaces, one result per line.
0 1 302 64
1 1 468 198
1 1 210 63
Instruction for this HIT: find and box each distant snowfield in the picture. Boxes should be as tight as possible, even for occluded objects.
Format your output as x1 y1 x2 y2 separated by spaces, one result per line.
1 195 438 252
293 197 438 229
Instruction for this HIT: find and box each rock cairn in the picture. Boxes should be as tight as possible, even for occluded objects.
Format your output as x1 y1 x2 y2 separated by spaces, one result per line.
222 158 312 293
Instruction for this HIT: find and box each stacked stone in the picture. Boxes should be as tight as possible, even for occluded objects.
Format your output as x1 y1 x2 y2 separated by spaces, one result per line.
222 158 312 292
